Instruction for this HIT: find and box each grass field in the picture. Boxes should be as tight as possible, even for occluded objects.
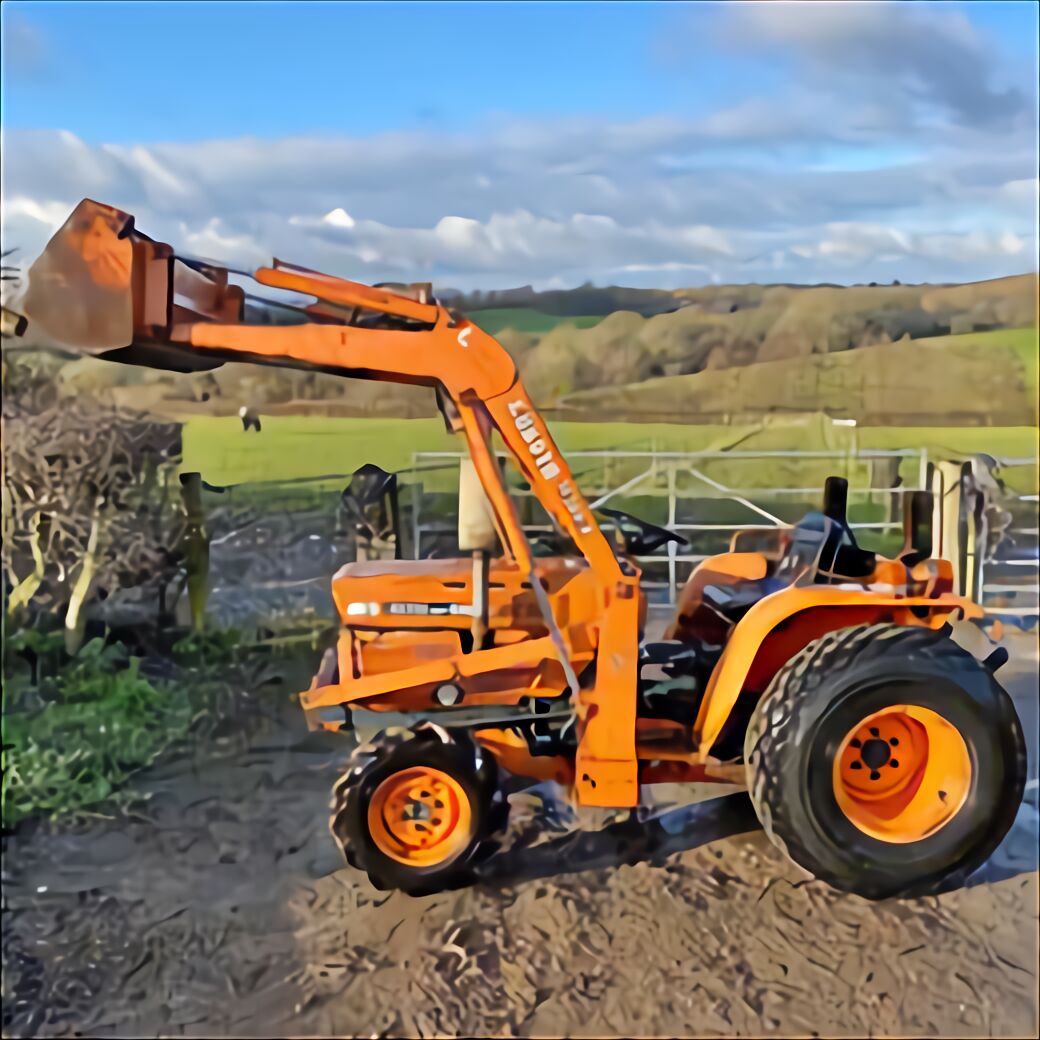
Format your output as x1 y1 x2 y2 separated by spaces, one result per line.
182 414 1038 497
177 323 1038 498
470 308 603 336
182 415 735 485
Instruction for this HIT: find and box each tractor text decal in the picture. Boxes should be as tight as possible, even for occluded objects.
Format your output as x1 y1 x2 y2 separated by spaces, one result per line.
508 400 593 535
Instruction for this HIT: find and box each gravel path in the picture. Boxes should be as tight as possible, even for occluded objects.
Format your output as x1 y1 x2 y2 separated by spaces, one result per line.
3 635 1037 1039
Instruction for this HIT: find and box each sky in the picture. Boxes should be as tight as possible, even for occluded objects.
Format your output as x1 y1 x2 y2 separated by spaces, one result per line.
2 0 1038 290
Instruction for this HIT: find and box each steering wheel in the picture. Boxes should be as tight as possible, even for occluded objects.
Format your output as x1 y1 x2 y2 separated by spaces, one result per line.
597 507 689 556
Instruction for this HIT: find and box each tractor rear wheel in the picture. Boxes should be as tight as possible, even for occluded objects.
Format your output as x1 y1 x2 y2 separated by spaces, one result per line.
744 623 1026 900
330 726 507 895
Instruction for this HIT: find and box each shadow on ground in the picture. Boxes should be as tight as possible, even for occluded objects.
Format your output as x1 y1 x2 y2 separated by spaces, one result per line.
477 792 760 887
2 633 1036 1037
472 782 1038 894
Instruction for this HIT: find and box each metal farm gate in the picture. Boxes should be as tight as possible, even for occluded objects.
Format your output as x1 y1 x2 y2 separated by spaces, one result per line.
183 446 1037 629
410 447 1039 620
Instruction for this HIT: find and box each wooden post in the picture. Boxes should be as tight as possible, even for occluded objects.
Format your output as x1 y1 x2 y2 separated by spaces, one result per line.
179 472 209 631
931 461 968 595
471 550 490 650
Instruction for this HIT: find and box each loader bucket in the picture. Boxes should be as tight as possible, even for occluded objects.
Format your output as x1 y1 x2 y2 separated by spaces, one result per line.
22 199 139 353
17 199 243 372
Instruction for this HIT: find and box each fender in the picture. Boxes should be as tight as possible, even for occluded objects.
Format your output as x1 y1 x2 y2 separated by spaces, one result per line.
692 585 983 759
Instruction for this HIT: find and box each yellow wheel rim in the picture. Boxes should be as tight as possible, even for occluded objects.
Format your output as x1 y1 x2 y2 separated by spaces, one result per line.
833 705 972 844
367 767 473 867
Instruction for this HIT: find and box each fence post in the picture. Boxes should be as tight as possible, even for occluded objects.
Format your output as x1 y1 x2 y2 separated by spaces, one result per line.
179 471 209 631
667 463 678 607
411 452 422 560
931 460 970 595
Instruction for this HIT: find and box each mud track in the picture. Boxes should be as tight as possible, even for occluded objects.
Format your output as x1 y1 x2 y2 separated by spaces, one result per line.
3 636 1037 1038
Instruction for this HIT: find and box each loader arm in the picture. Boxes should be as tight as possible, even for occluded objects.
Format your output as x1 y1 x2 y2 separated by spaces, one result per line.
18 198 640 806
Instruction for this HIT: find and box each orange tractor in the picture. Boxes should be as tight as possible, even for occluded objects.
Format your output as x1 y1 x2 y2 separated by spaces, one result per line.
18 200 1026 900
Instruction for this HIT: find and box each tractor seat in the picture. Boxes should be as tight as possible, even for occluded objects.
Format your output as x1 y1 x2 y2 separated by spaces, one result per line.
700 577 791 624
701 511 877 625
782 510 876 582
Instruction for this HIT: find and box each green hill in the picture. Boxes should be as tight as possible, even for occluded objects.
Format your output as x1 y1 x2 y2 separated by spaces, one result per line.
470 308 603 336
15 272 1037 427
559 327 1039 427
518 274 1038 404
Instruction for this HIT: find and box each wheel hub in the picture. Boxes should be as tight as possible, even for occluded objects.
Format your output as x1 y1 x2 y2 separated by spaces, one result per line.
859 737 891 771
367 767 473 867
833 704 972 844
847 723 903 780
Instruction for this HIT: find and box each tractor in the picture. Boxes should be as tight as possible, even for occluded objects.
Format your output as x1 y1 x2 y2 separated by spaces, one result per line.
13 199 1026 900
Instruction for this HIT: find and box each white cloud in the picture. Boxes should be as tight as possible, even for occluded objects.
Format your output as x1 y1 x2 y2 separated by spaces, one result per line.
290 208 737 280
996 179 1039 207
618 261 712 274
323 207 355 229
790 222 1032 267
123 145 192 198
719 2 1029 129
181 218 266 264
998 232 1025 256
2 196 71 227
1 102 1035 290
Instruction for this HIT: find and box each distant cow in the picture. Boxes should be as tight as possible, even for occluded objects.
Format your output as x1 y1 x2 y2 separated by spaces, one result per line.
239 405 262 433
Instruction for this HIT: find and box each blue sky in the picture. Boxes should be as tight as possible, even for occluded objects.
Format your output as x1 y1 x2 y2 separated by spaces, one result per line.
3 3 738 138
3 1 1034 141
2 1 1037 288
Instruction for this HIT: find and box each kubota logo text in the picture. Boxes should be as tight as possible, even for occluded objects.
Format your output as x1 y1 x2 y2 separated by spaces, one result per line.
508 400 593 535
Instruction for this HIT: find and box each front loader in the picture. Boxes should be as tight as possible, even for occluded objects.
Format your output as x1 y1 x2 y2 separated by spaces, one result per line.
14 199 1026 900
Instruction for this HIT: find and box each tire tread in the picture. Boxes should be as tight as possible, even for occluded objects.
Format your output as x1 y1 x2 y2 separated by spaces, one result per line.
744 623 1026 899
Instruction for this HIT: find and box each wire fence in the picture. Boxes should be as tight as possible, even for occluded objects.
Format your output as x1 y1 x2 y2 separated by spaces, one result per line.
976 456 1040 619
411 447 1039 617
187 445 1038 626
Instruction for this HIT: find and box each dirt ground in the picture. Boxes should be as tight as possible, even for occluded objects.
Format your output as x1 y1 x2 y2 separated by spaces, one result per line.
3 633 1037 1039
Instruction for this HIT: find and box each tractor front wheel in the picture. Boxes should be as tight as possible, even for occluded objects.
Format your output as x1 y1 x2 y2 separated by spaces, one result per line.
744 623 1026 900
330 726 507 895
